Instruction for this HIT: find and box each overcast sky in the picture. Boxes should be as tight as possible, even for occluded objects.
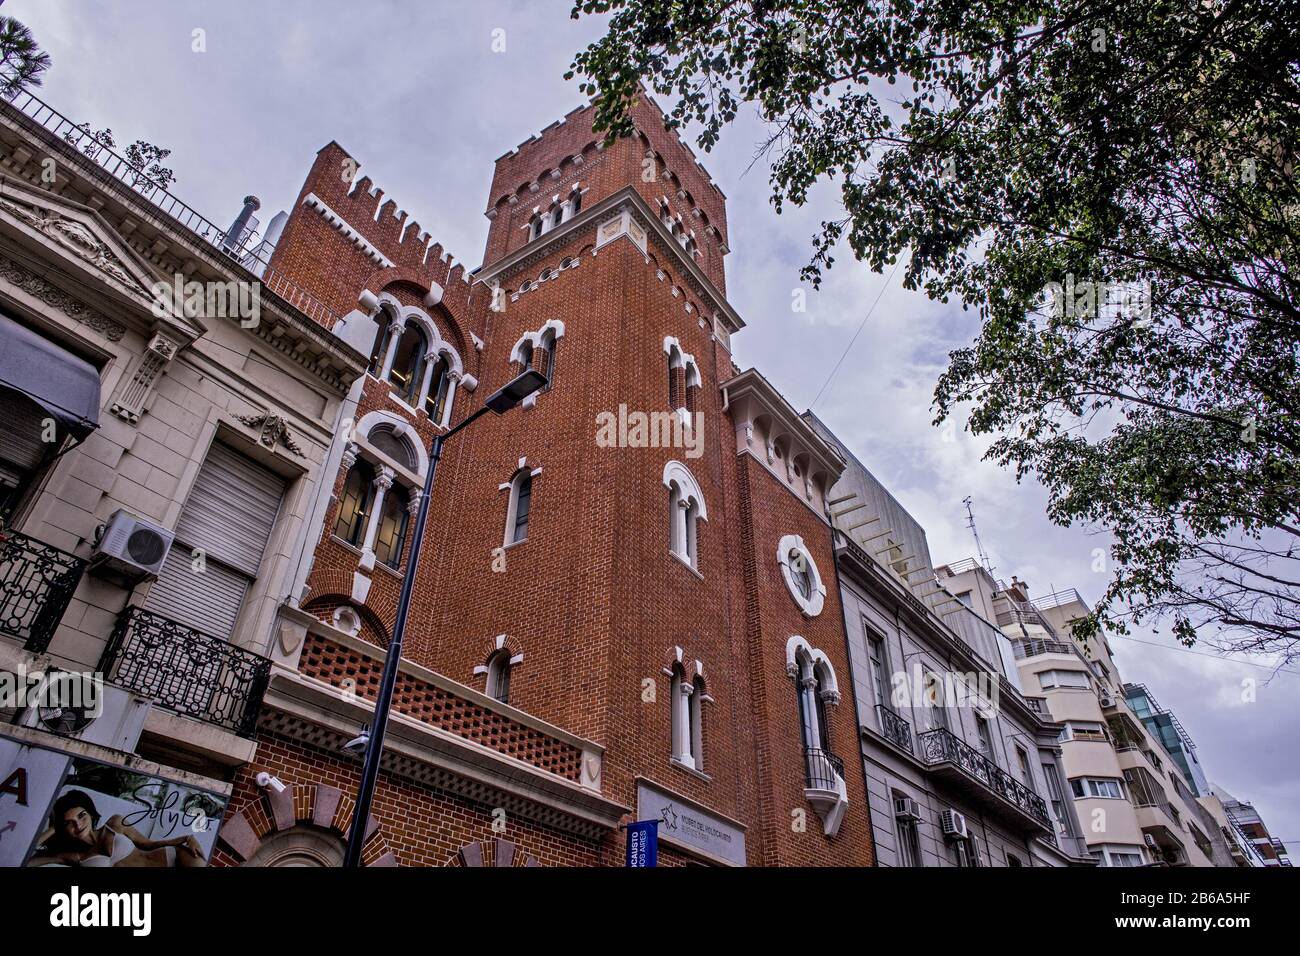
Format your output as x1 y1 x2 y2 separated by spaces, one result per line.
15 0 1296 853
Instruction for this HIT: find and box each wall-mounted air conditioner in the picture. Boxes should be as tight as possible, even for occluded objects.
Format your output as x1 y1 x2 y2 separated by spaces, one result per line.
20 682 150 752
1099 689 1115 707
940 809 969 839
894 796 922 821
89 509 174 581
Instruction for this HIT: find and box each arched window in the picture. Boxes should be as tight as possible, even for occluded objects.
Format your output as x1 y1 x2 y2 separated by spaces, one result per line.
669 663 704 770
367 309 396 375
368 425 416 472
486 650 511 703
372 483 410 569
388 322 426 403
569 189 581 218
530 215 543 241
550 205 564 230
506 470 532 545
517 340 534 375
539 327 557 389
424 354 452 423
664 461 706 571
334 459 375 547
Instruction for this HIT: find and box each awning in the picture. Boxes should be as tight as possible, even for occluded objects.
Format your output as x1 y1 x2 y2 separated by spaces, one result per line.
0 311 100 439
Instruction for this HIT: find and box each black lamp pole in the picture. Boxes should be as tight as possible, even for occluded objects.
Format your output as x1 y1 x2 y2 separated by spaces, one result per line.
342 369 546 868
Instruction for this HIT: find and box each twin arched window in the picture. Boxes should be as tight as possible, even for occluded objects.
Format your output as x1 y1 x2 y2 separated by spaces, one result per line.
670 663 705 770
664 461 706 571
512 322 563 393
665 338 700 421
368 306 460 425
334 420 423 570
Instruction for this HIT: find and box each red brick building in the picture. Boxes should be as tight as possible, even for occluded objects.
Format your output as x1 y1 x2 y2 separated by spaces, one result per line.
217 97 875 867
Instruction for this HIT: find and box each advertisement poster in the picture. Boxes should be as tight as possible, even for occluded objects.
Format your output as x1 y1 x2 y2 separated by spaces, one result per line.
0 734 226 868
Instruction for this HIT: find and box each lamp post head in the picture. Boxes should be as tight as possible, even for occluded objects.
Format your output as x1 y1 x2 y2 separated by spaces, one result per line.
485 369 548 413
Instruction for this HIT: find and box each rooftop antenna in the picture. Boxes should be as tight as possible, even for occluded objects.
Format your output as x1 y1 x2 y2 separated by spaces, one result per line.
963 496 995 575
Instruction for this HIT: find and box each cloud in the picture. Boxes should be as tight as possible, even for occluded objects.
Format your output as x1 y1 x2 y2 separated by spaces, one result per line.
15 0 1297 858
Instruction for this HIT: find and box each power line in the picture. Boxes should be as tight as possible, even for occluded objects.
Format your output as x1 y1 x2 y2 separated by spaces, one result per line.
810 253 906 410
1110 632 1300 677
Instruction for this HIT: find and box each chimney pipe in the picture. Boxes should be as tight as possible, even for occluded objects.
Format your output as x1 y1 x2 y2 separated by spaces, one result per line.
223 195 261 253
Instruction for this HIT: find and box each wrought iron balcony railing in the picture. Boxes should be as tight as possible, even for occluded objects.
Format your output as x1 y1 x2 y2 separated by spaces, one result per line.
98 606 271 737
0 529 86 653
875 704 914 755
917 727 1054 834
804 746 845 791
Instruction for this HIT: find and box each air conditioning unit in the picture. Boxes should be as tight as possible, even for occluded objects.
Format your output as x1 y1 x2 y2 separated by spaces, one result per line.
1144 833 1159 850
20 682 151 752
1099 689 1115 707
894 796 922 821
940 809 969 840
89 509 174 581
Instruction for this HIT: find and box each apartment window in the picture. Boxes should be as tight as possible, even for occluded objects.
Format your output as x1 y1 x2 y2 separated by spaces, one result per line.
1071 776 1125 800
1039 668 1091 690
866 631 889 710
894 793 923 867
145 441 286 640
1042 761 1068 829
954 838 976 868
1093 844 1146 867
975 714 995 758
334 459 376 547
955 591 973 607
505 469 532 545
1006 853 1023 867
924 672 951 732
1060 720 1108 742
486 650 511 703
1015 746 1032 785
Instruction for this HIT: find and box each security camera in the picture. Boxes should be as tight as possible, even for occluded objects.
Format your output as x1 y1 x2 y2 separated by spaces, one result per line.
255 772 286 793
342 728 370 757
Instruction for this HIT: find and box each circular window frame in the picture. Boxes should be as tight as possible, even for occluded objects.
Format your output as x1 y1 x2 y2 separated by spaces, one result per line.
777 534 825 617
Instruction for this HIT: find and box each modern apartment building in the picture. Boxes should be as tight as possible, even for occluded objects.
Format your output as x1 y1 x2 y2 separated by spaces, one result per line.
806 416 1092 867
1211 787 1292 867
935 563 1232 867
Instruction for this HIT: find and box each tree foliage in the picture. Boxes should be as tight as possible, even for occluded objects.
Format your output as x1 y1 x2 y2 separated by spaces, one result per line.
0 12 50 98
569 0 1300 659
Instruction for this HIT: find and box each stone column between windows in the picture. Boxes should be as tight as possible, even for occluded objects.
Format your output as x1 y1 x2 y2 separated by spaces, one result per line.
677 677 695 767
417 353 438 408
672 494 690 556
800 671 821 751
360 466 396 554
379 317 406 379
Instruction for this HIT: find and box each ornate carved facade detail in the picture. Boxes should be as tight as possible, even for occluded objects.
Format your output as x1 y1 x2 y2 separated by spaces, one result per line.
235 412 306 457
0 251 126 341
0 193 146 293
109 331 183 422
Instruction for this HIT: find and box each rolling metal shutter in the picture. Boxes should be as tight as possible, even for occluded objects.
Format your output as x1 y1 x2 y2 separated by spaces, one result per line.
145 442 286 638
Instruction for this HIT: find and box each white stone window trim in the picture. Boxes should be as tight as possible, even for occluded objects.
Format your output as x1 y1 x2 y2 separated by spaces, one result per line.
663 647 710 772
339 440 422 575
778 534 827 617
663 460 707 570
353 411 428 485
499 457 542 548
788 637 847 835
510 321 565 407
372 295 465 427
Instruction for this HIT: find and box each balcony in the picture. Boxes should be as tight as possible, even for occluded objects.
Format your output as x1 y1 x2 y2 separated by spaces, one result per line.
0 529 86 653
874 704 914 755
917 727 1054 838
804 746 845 791
1013 638 1074 659
98 606 271 737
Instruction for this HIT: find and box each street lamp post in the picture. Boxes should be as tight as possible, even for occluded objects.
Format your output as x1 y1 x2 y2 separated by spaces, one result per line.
342 369 547 867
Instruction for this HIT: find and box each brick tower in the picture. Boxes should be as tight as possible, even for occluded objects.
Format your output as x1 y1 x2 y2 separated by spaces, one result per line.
224 94 874 867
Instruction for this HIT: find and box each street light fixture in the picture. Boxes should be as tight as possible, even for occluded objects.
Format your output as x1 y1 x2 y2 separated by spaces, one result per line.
342 368 547 867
